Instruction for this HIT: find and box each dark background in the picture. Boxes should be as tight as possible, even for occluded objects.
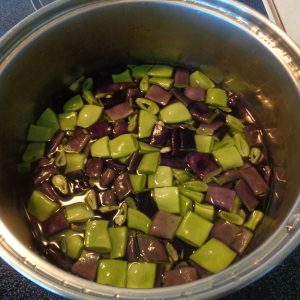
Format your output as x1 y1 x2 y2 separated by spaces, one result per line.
0 0 299 299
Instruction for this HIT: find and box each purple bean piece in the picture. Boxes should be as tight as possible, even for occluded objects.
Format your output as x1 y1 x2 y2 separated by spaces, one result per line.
205 186 236 211
65 170 90 194
162 267 199 287
45 244 73 270
33 164 58 186
98 190 117 206
99 168 117 189
126 236 140 262
145 85 172 106
188 102 218 124
210 219 241 246
179 128 195 150
126 88 143 101
37 182 60 202
171 128 180 156
240 165 269 196
231 227 253 254
235 179 259 212
112 119 128 137
160 154 186 170
42 210 69 238
128 153 142 174
149 211 182 240
188 260 212 278
171 88 192 107
184 87 205 101
36 157 53 168
87 120 112 140
133 191 158 218
82 141 92 157
137 235 169 263
96 82 137 98
154 264 165 288
114 172 132 201
105 159 127 172
47 130 65 156
64 132 90 153
71 251 100 281
100 90 127 109
258 165 272 184
105 101 134 121
174 69 189 86
149 124 171 147
228 93 252 122
85 158 103 177
213 169 240 185
244 125 264 146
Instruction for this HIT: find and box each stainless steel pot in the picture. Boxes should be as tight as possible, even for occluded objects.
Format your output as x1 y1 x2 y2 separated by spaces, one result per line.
0 0 300 299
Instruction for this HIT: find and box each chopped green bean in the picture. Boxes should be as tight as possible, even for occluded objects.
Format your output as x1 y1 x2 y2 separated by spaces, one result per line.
149 77 173 90
138 141 160 154
127 208 151 233
65 203 94 222
61 230 84 259
81 77 94 91
22 142 45 162
172 169 192 183
139 75 150 93
108 227 128 259
63 94 84 112
244 210 264 231
137 152 160 174
213 134 235 150
189 70 215 89
58 112 77 131
148 166 173 188
138 110 157 138
179 186 204 203
52 174 69 195
69 76 85 93
153 187 180 214
226 114 245 132
166 242 179 262
82 90 98 105
127 262 156 288
129 174 147 193
206 88 228 107
17 162 31 175
148 65 173 78
212 146 244 170
195 135 215 153
112 69 132 83
194 203 215 221
136 98 159 115
182 180 208 192
91 136 111 158
233 133 250 157
37 107 59 132
109 134 138 159
159 102 192 124
85 190 97 210
64 153 86 174
180 195 193 217
27 124 53 142
250 147 263 164
77 105 103 128
218 210 245 225
131 65 153 78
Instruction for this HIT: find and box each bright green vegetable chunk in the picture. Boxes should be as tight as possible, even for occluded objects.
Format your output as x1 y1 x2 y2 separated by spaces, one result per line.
64 153 86 173
218 210 245 225
250 147 263 165
190 238 237 273
153 187 180 214
189 70 215 89
195 135 215 153
212 146 244 170
129 174 147 193
176 211 213 247
194 203 215 221
77 105 103 128
233 133 250 157
65 203 94 222
180 195 193 217
61 230 84 259
244 210 264 231
213 134 235 150
226 114 245 132
206 88 228 107
136 98 159 115
82 90 98 105
128 114 138 132
172 169 192 183
139 75 150 93
90 136 110 158
97 259 128 287
149 77 173 90
22 142 45 162
109 134 138 159
112 69 132 83
85 220 111 252
27 190 59 222
27 124 53 142
148 166 173 188
138 110 157 138
131 65 153 78
137 152 160 174
127 262 156 288
58 112 77 131
63 94 84 112
148 65 174 78
179 186 204 203
159 102 192 124
138 141 160 154
183 180 208 192
127 208 151 233
37 108 59 132
109 227 128 259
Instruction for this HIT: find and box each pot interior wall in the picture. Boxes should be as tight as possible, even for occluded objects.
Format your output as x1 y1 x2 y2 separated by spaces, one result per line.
0 1 299 257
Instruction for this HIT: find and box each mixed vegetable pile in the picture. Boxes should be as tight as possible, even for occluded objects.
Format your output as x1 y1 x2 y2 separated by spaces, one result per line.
18 64 271 288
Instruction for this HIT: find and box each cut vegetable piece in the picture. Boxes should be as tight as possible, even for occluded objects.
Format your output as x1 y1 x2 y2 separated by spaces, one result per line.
145 85 172 106
163 267 199 287
65 153 86 174
109 227 128 259
64 132 90 153
137 152 160 174
58 112 77 131
109 133 138 159
174 69 189 88
85 158 103 177
51 174 69 195
82 77 94 91
148 65 173 78
173 169 192 183
183 180 208 192
210 220 241 246
194 203 215 221
226 114 245 132
244 210 264 231
190 238 237 273
90 136 110 158
112 69 132 83
138 141 160 154
176 211 213 247
27 124 53 142
184 87 205 101
65 203 94 222
218 210 245 226
233 133 250 157
153 187 180 214
195 135 214 153
97 259 128 287
179 187 204 203
231 227 253 254
244 125 264 146
213 169 240 185
128 153 142 174
149 124 171 147
180 195 193 217
45 244 73 271
37 107 59 132
100 168 117 188
148 166 173 189
149 77 173 90
127 262 156 288
85 220 111 252
171 88 192 107
189 70 215 89
136 97 159 115
206 88 227 107
22 142 45 162
114 172 132 200
205 186 235 212
27 190 59 222
87 119 112 140
212 146 243 171
235 179 259 212
213 134 234 151
159 102 192 124
139 75 150 93
138 110 158 138
77 105 103 128
131 64 153 77
133 191 158 218
61 230 84 259
129 174 147 193
105 102 133 121
63 94 84 112
69 76 85 92
127 208 151 233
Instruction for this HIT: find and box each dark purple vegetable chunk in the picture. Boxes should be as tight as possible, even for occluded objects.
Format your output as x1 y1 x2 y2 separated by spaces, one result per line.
105 101 134 121
170 128 180 156
42 210 69 237
145 85 172 106
154 264 165 287
126 235 140 262
87 120 112 140
47 130 65 156
188 102 217 124
85 158 103 178
133 191 158 218
45 244 73 270
96 82 136 97
228 93 252 122
99 168 117 188
205 186 236 212
174 69 189 87
179 128 195 150
64 133 90 153
65 170 89 194
105 159 127 172
160 154 186 170
114 172 132 201
112 119 128 137
235 179 259 212
188 260 212 278
98 190 117 206
184 87 205 101
128 153 142 174
126 88 143 101
37 182 60 202
258 165 272 184
244 125 264 146
214 169 240 185
171 88 192 107
231 227 253 254
162 267 199 287
149 124 171 147
34 164 58 186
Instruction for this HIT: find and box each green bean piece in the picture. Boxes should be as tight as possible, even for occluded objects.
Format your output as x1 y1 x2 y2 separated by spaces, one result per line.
127 262 156 288
138 110 158 138
37 107 59 132
182 180 208 192
51 174 69 195
172 169 192 183
137 152 160 174
17 162 31 175
213 134 235 150
250 147 263 164
65 203 94 223
108 227 128 259
118 154 131 164
176 211 213 247
179 186 204 203
91 136 111 158
153 187 180 214
189 70 215 89
27 125 53 142
82 77 94 91
63 94 84 112
127 208 151 233
159 102 192 124
129 174 147 193
232 195 242 214
114 202 128 226
22 142 45 162
218 210 245 225
54 147 67 167
85 220 111 252
109 134 139 159
195 135 215 153
180 195 193 217
190 238 237 273
138 141 160 154
128 114 138 132
136 98 160 115
206 88 228 107
112 69 132 83
77 105 103 128
64 153 86 174
82 90 98 105
85 190 97 210
147 65 174 78
244 210 264 231
148 166 173 189
166 242 179 262
58 112 77 131
131 65 153 78
212 146 244 171
149 77 174 90
69 76 85 93
233 133 250 157
27 190 59 222
124 196 137 210
139 75 150 93
99 205 119 213
61 230 84 259
226 114 245 132
97 259 128 287
194 203 215 221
